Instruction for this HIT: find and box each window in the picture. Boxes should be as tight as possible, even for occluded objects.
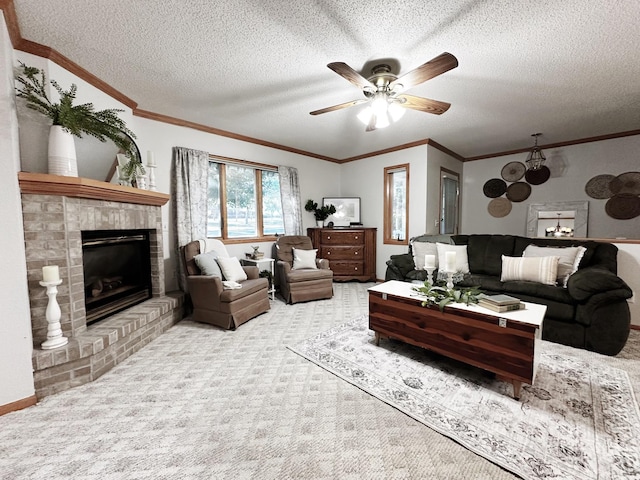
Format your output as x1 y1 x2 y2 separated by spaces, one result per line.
384 164 409 244
207 157 284 241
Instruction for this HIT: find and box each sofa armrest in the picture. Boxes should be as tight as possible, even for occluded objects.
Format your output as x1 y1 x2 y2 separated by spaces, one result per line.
385 253 415 280
243 265 259 279
316 258 330 269
187 275 224 308
567 267 633 302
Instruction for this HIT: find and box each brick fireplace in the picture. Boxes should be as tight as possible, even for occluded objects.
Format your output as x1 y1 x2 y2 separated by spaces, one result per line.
19 173 184 398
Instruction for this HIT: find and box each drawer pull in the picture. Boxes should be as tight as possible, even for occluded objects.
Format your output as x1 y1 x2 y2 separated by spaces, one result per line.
327 236 331 239
355 252 358 255
355 236 358 239
327 251 331 255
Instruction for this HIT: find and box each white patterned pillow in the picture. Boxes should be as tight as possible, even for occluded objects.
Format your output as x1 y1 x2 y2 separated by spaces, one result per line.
436 243 470 273
215 256 247 283
411 241 438 270
292 248 318 270
500 255 559 285
523 245 586 286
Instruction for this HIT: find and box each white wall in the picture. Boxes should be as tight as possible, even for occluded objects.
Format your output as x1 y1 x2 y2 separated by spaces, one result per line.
615 243 640 326
339 144 463 280
0 14 35 407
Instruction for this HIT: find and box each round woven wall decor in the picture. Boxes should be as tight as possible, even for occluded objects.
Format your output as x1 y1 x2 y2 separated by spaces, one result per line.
585 174 616 199
506 182 531 202
487 197 512 217
501 162 526 182
609 171 640 195
605 193 640 219
524 165 551 185
483 178 507 198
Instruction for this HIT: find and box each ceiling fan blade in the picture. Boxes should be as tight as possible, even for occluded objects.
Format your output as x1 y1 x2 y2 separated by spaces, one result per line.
389 52 458 91
397 94 451 115
310 99 367 115
327 62 375 90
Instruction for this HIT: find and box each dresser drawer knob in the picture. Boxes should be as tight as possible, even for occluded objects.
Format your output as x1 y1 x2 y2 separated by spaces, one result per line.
327 236 331 239
355 252 358 255
355 236 358 239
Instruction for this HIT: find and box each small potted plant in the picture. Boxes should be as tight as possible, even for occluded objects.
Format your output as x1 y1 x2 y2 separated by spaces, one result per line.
15 62 140 178
305 199 336 227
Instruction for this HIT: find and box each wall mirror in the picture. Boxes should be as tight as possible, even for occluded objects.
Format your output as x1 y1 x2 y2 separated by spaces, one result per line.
526 201 589 238
439 167 460 234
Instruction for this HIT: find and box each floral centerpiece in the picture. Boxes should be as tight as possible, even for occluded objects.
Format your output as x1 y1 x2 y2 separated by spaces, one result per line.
412 281 483 312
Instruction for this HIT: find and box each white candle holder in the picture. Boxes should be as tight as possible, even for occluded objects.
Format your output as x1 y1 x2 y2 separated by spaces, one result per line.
147 162 157 191
423 267 436 285
39 280 68 350
445 271 455 290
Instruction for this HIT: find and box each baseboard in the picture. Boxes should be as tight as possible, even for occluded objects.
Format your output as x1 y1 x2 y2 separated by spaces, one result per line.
0 394 37 416
631 325 640 331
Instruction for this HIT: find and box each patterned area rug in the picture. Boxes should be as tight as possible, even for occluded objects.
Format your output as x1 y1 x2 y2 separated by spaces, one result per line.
289 314 640 480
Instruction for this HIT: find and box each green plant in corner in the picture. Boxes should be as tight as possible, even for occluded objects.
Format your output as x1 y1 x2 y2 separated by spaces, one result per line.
15 62 141 169
412 281 483 312
304 199 336 221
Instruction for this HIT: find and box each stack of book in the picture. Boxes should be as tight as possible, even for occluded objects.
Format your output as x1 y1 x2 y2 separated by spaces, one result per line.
477 294 525 313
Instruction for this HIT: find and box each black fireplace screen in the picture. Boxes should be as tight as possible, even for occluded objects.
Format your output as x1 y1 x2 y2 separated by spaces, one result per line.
82 229 152 325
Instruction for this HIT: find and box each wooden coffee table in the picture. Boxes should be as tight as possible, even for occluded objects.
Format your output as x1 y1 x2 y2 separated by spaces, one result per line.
368 281 546 400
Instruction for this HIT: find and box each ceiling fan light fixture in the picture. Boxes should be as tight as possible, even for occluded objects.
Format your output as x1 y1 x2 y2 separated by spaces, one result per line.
388 102 406 122
525 133 546 171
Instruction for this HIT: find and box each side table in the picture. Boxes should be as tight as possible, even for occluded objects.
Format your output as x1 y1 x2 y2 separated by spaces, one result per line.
240 257 275 300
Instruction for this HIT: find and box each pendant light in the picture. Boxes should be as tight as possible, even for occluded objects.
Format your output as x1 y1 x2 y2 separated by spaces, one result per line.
525 133 546 171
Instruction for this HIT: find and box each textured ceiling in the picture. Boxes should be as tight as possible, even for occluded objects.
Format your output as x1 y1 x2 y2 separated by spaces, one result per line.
11 0 640 160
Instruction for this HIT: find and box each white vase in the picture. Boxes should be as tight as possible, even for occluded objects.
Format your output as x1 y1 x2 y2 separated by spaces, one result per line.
48 125 78 176
316 220 324 227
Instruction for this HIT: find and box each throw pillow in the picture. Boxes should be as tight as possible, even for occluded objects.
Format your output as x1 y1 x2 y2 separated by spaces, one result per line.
216 256 248 283
194 250 223 278
523 245 587 286
411 241 438 270
500 255 559 285
292 248 318 270
436 243 470 273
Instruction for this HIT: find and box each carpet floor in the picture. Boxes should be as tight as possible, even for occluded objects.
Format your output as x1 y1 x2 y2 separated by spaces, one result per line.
1 282 639 479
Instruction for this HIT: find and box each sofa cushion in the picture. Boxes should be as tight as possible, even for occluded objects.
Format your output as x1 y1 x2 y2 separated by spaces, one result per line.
412 241 438 269
194 250 223 278
523 244 586 286
454 234 516 276
216 256 248 283
292 248 318 270
436 243 470 273
456 273 505 292
500 255 559 285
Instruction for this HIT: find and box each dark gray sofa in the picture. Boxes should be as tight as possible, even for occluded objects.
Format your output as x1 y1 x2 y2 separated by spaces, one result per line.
385 234 633 356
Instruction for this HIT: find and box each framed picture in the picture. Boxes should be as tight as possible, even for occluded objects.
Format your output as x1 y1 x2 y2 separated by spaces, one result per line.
323 197 361 226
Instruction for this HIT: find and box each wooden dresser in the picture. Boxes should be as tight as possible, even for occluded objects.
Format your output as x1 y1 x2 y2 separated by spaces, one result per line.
307 227 377 282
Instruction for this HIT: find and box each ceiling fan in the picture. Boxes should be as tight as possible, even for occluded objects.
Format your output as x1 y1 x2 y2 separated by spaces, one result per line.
310 52 458 131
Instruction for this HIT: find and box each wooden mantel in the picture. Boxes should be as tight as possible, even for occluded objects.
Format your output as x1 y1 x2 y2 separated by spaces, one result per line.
18 172 170 207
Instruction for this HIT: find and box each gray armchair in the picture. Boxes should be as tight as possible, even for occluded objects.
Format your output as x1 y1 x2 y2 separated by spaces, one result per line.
275 235 333 304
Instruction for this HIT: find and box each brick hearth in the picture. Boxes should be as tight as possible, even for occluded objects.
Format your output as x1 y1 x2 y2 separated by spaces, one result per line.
19 173 184 398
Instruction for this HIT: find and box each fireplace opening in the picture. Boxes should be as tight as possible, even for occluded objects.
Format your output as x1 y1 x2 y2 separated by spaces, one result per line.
82 229 152 325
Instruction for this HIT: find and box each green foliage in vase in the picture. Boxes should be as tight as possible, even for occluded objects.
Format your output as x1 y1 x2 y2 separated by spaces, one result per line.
304 199 336 221
15 62 139 163
412 281 483 312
